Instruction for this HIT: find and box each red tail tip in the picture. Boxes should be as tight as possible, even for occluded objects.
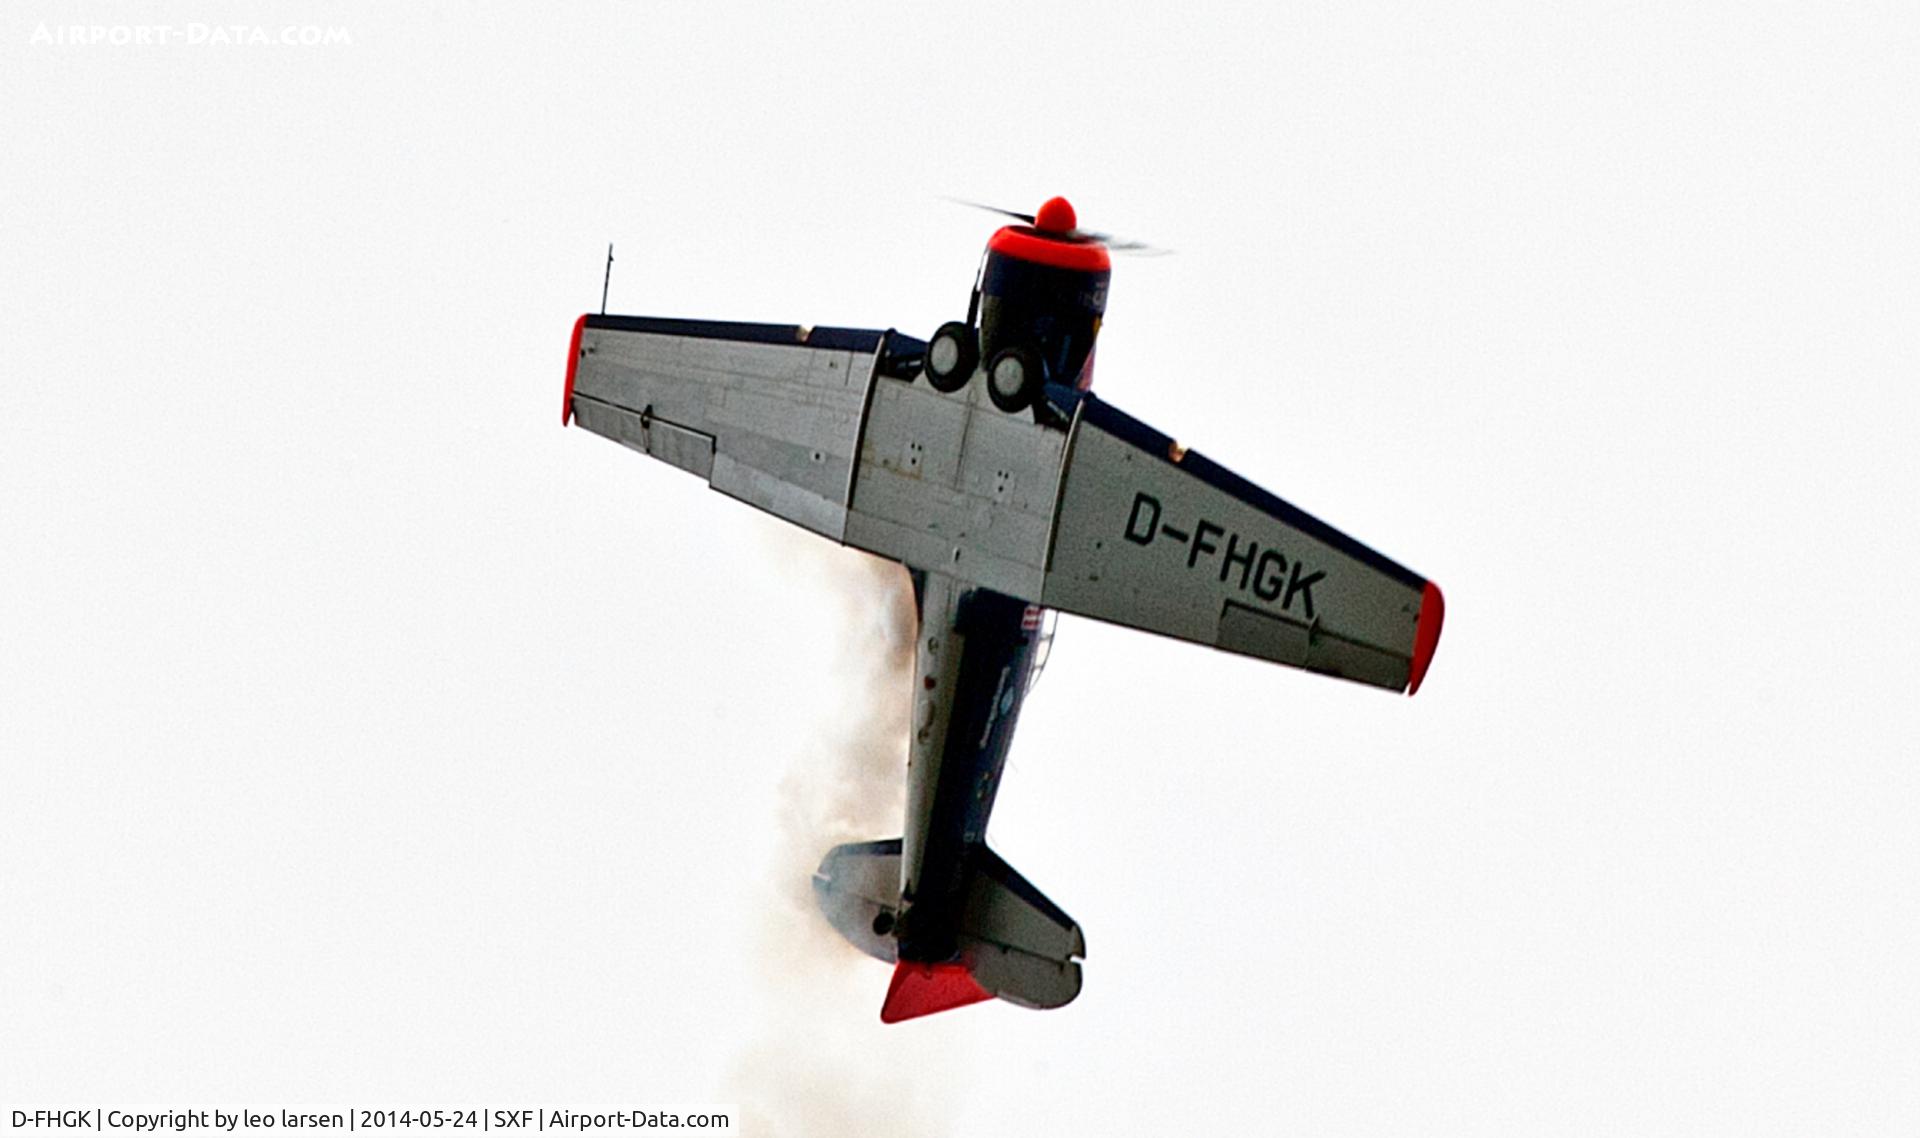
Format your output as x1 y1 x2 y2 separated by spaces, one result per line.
880 960 992 1024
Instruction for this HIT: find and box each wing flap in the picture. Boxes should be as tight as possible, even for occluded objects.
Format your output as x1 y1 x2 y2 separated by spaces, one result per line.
572 396 718 479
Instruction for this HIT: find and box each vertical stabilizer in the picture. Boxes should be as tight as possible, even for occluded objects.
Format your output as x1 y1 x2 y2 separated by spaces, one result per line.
880 961 993 1024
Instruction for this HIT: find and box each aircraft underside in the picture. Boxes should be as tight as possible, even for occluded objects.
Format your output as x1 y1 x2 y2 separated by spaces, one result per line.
562 195 1443 1023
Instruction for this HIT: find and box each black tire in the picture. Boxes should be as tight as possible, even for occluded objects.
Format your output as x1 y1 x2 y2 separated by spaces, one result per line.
986 346 1043 413
925 321 978 392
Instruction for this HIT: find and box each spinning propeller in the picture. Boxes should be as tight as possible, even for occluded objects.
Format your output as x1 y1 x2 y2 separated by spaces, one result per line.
945 196 1167 255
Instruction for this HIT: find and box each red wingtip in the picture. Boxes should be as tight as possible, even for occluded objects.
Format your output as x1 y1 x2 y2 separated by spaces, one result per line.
880 961 993 1024
1407 581 1445 696
563 313 588 426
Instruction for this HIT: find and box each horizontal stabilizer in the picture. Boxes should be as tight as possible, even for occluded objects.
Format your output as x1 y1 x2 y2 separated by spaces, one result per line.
959 847 1084 1011
811 838 902 964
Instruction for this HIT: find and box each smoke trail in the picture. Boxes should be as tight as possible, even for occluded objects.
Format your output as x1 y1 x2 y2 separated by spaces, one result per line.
765 544 915 923
723 533 959 1137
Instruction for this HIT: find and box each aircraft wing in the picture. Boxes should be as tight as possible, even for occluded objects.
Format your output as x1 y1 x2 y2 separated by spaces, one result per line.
1038 391 1445 694
566 311 1067 595
565 313 1441 693
565 313 922 541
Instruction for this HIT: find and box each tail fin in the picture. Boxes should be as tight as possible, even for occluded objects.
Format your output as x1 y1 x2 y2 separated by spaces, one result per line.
880 961 993 1023
813 840 1085 1022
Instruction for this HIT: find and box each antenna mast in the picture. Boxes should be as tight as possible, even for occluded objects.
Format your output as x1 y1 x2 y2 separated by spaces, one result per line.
600 243 614 314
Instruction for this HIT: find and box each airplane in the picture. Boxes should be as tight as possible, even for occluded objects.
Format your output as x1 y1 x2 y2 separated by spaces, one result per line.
560 196 1445 1023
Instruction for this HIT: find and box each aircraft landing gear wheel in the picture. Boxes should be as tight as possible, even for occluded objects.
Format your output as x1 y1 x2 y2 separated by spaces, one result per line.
986 346 1043 413
925 321 978 392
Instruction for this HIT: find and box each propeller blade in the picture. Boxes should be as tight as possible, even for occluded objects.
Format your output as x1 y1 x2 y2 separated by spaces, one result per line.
1071 230 1172 256
943 196 1036 224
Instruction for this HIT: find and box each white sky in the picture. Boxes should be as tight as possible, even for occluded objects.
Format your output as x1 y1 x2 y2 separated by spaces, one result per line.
2 2 1916 1134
